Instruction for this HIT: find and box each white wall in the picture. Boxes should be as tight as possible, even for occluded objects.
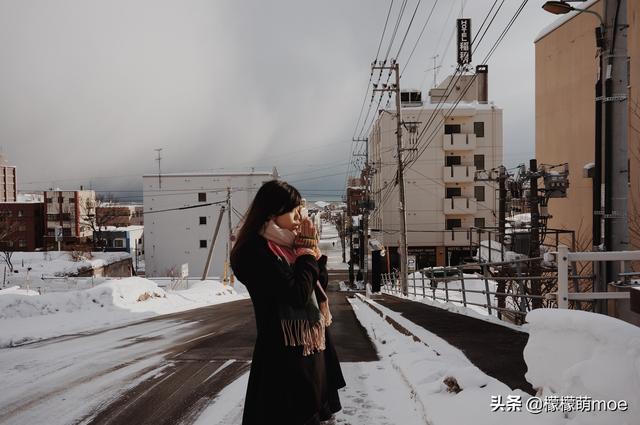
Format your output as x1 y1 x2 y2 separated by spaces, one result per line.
143 172 274 278
369 102 503 248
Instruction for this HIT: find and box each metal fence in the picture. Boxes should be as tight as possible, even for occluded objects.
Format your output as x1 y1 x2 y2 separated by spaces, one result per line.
382 257 563 323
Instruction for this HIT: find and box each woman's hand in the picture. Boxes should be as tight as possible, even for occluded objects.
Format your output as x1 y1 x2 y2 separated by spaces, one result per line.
294 218 321 259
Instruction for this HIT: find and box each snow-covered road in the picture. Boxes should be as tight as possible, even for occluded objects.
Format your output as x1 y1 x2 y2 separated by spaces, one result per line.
0 300 255 425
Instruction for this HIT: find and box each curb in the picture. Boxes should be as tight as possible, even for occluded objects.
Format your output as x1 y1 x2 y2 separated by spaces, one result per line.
354 293 440 356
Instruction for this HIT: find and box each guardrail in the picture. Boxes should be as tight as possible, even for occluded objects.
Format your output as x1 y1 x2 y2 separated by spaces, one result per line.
381 262 549 321
553 245 636 308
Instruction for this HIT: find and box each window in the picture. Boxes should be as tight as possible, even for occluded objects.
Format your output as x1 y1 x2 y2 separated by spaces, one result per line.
69 198 75 203
199 216 207 225
444 124 461 134
198 192 206 202
474 185 485 202
474 154 485 170
473 121 485 138
114 239 124 248
199 240 208 248
474 217 486 228
47 228 55 236
18 240 27 248
58 197 64 203
18 225 26 232
46 198 52 204
445 156 461 166
446 219 462 230
62 213 71 221
47 214 59 221
63 228 72 236
445 187 461 198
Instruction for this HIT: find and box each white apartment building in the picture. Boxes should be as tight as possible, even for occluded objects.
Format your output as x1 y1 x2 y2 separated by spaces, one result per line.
43 190 96 245
143 171 276 279
369 69 503 268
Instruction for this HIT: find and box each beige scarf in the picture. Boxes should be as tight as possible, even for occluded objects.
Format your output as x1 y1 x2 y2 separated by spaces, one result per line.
260 220 332 355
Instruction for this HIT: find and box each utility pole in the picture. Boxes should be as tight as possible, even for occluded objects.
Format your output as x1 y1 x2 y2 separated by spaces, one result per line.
528 159 542 309
201 206 226 281
353 136 370 284
498 166 507 240
372 59 409 296
224 187 234 285
603 0 629 285
154 148 163 190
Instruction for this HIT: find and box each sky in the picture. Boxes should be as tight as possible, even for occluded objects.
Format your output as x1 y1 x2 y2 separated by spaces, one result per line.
0 0 560 201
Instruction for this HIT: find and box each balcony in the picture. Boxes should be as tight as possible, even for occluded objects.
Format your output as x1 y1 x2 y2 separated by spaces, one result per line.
443 133 476 151
443 165 476 183
444 229 471 247
443 197 477 215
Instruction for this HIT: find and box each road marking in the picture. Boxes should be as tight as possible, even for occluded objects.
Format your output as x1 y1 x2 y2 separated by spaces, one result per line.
204 359 236 382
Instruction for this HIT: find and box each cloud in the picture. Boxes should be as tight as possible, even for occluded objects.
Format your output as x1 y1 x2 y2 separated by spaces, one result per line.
0 0 558 199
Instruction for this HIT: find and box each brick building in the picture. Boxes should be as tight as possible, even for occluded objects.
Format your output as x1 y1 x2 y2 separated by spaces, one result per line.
0 202 45 251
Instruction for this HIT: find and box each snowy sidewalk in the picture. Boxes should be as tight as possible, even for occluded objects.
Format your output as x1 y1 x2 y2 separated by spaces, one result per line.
373 293 533 394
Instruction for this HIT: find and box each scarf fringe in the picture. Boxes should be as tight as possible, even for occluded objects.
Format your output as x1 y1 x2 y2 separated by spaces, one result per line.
281 318 326 356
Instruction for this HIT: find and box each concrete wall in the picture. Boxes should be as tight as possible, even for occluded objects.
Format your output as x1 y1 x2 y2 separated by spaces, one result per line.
143 173 274 278
536 0 639 250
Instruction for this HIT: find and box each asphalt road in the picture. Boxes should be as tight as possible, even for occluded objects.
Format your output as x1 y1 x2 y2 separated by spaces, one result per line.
0 287 377 425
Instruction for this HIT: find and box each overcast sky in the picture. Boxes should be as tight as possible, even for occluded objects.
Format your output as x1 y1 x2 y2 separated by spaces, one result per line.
0 0 559 201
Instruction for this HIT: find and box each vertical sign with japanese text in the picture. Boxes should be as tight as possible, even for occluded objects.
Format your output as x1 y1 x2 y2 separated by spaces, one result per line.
457 18 472 66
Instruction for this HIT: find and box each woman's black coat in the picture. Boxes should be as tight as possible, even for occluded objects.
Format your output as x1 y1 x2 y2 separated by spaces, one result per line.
231 234 346 425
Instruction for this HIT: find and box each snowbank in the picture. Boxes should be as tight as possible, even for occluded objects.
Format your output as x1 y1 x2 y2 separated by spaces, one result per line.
524 309 640 423
3 251 131 283
0 277 247 347
0 285 39 296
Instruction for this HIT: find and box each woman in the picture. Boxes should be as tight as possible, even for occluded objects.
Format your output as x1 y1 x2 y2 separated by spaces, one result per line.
230 180 346 425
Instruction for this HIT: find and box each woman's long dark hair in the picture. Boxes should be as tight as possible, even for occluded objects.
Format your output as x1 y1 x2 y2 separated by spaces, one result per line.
230 180 301 265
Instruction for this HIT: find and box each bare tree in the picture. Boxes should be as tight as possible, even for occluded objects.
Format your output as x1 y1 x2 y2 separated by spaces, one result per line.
0 211 19 272
81 198 119 250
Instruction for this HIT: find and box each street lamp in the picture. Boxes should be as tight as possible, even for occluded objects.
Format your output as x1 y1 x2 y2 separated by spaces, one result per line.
542 1 605 28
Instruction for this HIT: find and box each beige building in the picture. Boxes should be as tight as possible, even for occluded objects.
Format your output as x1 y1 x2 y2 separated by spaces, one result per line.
0 154 17 202
535 0 640 250
43 190 96 246
369 71 503 269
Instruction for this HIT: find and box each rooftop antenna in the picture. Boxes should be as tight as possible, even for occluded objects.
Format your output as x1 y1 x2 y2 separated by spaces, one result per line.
425 55 441 88
155 148 163 189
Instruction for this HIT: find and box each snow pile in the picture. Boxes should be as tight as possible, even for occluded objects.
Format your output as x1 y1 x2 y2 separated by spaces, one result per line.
0 277 163 320
476 239 525 263
0 277 247 347
3 251 131 281
524 308 640 424
0 285 39 296
506 213 531 225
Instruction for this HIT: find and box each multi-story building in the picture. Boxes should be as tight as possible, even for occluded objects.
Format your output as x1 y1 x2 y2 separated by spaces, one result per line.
143 171 276 279
95 204 144 227
535 0 639 250
43 190 96 247
0 202 45 251
0 155 17 202
369 67 503 269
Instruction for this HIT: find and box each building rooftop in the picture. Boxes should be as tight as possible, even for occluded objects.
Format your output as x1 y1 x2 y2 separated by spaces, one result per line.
535 0 599 43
